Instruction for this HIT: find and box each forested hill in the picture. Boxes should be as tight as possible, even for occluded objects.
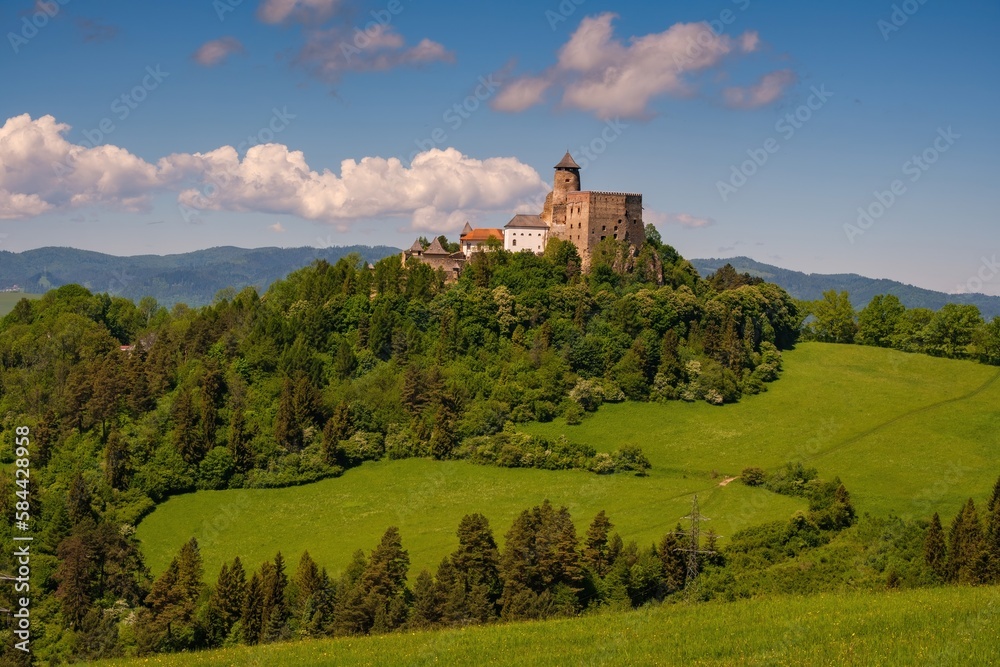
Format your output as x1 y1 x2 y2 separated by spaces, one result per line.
0 245 400 307
692 256 1000 319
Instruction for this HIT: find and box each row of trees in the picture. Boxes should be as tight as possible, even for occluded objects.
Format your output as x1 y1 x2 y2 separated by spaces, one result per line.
804 290 1000 364
101 503 703 657
924 477 1000 585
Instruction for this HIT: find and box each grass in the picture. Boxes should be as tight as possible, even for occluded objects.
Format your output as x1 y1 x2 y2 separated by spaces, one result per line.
136 343 1000 582
98 584 1000 666
0 292 39 316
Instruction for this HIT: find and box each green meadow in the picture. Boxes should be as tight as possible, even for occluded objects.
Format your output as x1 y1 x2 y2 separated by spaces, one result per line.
0 292 38 316
136 343 1000 583
98 584 1000 666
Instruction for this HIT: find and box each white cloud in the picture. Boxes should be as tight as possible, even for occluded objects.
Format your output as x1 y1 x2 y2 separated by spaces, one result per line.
295 24 453 81
493 13 791 119
647 210 715 229
723 69 797 109
193 37 245 67
0 114 159 219
269 222 286 232
0 114 547 233
257 0 341 24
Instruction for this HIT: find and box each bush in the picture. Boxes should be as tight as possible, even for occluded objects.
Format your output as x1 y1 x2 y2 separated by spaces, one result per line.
611 445 651 475
741 466 767 487
564 402 584 425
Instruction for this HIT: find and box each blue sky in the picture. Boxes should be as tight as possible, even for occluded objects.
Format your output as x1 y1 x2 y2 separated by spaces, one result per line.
1 0 997 295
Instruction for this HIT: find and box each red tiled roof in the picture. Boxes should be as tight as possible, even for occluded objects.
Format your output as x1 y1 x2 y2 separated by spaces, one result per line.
461 228 504 241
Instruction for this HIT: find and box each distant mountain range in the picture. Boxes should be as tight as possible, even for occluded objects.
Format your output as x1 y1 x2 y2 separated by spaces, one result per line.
692 256 1000 320
0 246 400 307
1 247 996 319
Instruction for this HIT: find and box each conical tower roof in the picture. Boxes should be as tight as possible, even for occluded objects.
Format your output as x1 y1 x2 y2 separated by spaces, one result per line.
555 151 580 169
425 237 448 254
460 222 473 237
407 238 424 253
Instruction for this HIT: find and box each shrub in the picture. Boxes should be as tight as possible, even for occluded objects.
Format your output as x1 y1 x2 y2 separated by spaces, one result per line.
741 467 767 487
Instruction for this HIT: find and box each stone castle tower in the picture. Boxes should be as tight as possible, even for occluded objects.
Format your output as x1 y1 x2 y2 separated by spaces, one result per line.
539 151 644 270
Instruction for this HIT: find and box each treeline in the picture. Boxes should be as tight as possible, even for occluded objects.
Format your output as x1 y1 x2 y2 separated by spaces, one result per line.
801 289 1000 364
109 502 705 657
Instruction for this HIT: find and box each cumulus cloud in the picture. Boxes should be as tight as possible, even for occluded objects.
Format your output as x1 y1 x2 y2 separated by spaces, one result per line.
0 114 547 233
193 37 245 67
723 69 797 109
0 114 160 219
493 13 791 118
269 222 286 232
257 0 342 24
295 24 453 81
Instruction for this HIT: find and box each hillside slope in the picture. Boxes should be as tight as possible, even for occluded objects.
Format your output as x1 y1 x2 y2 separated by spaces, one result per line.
692 256 1000 318
0 245 400 307
98 585 1000 666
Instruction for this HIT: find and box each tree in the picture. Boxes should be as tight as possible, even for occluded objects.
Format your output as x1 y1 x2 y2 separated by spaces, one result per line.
658 526 687 595
498 501 583 619
810 290 857 343
172 388 203 464
408 569 443 629
924 304 984 358
241 572 264 645
924 512 947 580
104 430 130 490
946 498 985 584
582 511 614 577
355 527 411 634
260 552 289 643
55 533 98 629
448 513 502 623
857 294 905 347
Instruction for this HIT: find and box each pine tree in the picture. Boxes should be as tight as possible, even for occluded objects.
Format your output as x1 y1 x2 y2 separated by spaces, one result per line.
261 552 289 642
274 377 300 452
408 569 443 629
658 526 687 594
227 400 253 474
241 572 264 645
449 513 501 623
947 498 985 584
360 527 411 634
173 388 203 464
582 511 614 577
67 472 95 525
55 533 97 629
322 402 351 466
924 512 947 580
104 430 130 490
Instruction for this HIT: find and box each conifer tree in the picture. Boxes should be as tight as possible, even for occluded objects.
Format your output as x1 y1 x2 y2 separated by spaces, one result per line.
658 525 687 594
261 552 289 642
924 512 948 579
582 511 614 577
408 569 443 629
104 430 130 490
241 572 264 645
358 527 411 633
947 498 985 584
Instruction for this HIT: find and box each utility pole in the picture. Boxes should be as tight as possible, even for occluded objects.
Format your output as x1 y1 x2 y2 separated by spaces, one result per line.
673 495 717 598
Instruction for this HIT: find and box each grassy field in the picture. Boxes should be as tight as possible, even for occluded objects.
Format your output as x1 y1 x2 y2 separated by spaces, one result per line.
136 343 1000 581
0 292 39 316
98 585 1000 666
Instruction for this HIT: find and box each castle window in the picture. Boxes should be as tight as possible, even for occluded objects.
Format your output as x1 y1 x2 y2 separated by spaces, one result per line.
618 219 622 224
602 225 606 231
512 238 517 246
601 235 606 241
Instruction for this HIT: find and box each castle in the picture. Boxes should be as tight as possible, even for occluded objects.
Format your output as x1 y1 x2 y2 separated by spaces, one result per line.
404 151 644 274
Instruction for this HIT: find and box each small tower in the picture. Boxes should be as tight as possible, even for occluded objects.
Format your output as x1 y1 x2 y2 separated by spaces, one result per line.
553 151 581 196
